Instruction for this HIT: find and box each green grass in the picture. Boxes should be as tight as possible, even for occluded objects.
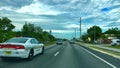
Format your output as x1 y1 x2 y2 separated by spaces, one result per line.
89 46 120 56
107 46 120 49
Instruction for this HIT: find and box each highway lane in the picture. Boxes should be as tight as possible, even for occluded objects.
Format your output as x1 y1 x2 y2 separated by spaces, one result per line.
0 42 120 68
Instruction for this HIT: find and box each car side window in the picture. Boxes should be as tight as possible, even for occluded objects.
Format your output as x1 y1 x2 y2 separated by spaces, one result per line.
30 39 36 44
30 38 40 44
34 38 41 44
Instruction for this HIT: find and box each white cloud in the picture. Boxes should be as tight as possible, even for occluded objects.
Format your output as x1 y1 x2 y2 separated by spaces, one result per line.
0 7 12 11
12 23 23 31
0 0 120 39
117 19 120 22
11 18 48 23
64 24 79 29
16 2 64 15
45 29 73 33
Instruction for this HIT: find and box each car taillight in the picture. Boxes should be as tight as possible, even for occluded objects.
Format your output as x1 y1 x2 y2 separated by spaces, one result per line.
0 45 4 48
15 45 25 49
0 44 25 49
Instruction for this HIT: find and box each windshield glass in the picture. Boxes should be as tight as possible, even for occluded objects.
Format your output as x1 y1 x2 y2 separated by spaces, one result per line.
5 38 28 43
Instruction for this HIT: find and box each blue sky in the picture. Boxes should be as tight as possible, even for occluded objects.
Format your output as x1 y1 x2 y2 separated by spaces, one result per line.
0 0 120 39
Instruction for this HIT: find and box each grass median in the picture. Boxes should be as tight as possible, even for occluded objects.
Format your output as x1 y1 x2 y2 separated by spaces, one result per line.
107 46 120 49
77 42 120 59
89 46 120 57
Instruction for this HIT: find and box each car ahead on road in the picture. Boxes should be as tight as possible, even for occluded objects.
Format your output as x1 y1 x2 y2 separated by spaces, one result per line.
0 37 44 60
69 41 75 44
111 39 120 46
56 40 63 45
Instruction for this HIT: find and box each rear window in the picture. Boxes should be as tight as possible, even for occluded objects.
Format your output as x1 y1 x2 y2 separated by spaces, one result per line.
5 38 28 43
57 40 62 42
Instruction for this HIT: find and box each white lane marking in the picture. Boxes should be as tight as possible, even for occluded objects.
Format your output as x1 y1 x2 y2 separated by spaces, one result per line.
81 47 117 68
54 51 60 56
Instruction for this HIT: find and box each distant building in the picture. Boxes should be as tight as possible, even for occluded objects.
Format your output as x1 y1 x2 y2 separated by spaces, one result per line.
104 34 117 39
101 34 118 44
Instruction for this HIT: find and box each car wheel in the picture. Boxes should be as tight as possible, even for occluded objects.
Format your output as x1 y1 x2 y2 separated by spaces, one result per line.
41 46 44 54
27 49 34 60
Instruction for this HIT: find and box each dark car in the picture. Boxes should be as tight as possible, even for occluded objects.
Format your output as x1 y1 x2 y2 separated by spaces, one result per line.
69 41 75 44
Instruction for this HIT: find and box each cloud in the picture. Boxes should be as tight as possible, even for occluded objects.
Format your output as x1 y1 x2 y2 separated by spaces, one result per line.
45 29 73 33
16 1 65 15
39 0 70 5
104 21 120 27
0 0 120 39
12 23 24 31
0 0 33 8
64 24 79 29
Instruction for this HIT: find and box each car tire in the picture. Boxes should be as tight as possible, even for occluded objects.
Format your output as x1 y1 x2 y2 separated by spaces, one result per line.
41 46 44 54
27 49 34 61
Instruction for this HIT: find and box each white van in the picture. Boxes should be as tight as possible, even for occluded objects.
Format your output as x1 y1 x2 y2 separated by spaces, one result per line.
111 39 120 46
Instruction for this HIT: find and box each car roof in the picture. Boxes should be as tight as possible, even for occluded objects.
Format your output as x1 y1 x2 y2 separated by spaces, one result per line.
12 37 34 39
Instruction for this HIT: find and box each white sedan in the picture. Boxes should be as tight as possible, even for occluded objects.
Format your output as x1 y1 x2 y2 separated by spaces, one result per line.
0 37 44 60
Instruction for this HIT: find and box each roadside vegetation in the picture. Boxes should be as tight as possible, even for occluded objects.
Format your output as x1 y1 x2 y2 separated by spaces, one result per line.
107 46 120 49
0 17 56 45
89 46 120 56
45 41 56 46
81 25 120 43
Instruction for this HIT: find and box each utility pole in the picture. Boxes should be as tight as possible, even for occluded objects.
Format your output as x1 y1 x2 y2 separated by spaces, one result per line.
94 26 96 43
80 17 81 40
75 28 76 39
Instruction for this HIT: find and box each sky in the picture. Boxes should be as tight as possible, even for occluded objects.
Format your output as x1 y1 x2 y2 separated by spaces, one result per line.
0 0 120 39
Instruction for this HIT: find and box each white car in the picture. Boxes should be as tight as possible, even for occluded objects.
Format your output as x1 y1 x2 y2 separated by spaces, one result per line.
111 39 120 46
0 37 44 60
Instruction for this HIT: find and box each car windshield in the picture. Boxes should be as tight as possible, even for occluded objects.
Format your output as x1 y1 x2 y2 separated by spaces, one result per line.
5 38 28 43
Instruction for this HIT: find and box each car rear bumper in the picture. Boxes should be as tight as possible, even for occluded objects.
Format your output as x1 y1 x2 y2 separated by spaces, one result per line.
56 43 62 45
0 49 29 58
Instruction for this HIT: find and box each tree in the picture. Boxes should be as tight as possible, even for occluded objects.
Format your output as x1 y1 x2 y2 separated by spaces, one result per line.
21 22 56 42
34 26 42 34
0 17 15 42
87 25 102 41
22 23 35 37
104 27 120 37
0 17 56 43
0 17 15 31
81 34 88 42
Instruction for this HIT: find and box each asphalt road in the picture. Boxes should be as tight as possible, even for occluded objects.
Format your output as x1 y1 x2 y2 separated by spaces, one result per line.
0 42 120 68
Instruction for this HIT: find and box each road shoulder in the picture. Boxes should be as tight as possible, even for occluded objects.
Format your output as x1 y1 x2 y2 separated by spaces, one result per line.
77 42 120 60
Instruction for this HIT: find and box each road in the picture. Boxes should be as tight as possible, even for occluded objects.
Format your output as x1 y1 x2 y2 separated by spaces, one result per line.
0 42 120 68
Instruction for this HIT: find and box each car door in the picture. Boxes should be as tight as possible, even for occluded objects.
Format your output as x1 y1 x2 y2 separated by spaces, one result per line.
30 39 42 55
